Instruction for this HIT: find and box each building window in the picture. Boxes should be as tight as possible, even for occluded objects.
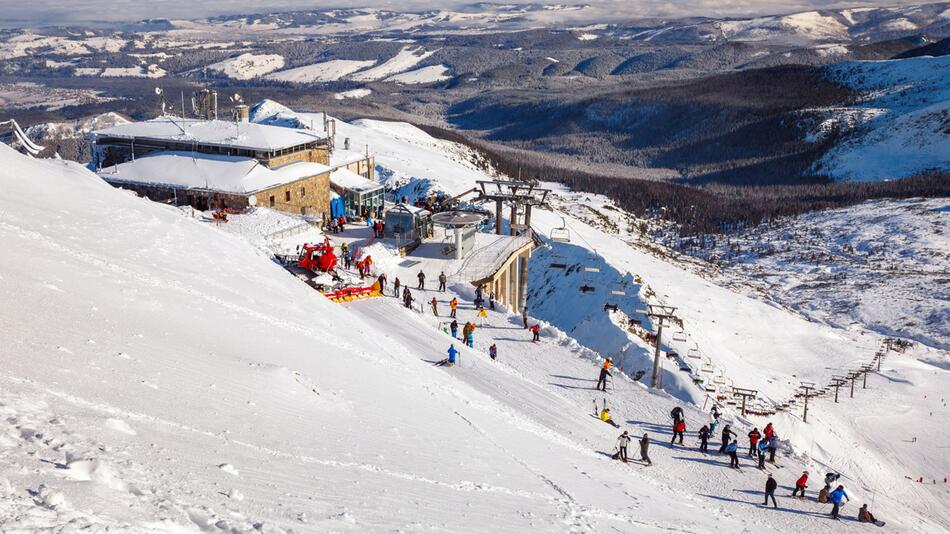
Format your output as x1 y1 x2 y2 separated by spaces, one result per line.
269 195 275 207
285 191 291 202
300 187 306 197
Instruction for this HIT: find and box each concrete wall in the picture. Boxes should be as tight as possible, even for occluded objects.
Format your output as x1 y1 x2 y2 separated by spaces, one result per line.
337 156 375 180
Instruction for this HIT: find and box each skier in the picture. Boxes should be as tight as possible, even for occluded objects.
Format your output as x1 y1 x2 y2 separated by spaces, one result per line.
530 324 541 343
671 420 686 446
450 319 458 339
466 322 475 348
377 272 387 292
698 424 710 452
818 485 830 503
393 277 401 298
614 431 631 463
829 485 849 520
489 291 495 310
764 474 778 508
599 407 619 428
522 306 529 329
726 440 740 468
709 416 719 436
438 271 447 292
757 439 768 469
447 344 458 366
711 405 721 421
431 297 439 317
767 434 779 463
639 433 652 466
477 306 488 326
596 358 613 391
670 406 684 424
824 472 841 488
404 289 415 310
748 428 761 457
340 242 349 257
719 424 737 453
858 504 879 524
417 270 426 290
450 297 458 319
791 471 808 498
763 422 774 441
475 284 483 301
489 344 497 361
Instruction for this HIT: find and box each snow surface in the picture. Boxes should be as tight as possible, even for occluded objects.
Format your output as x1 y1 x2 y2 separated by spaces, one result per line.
2 103 949 532
99 151 331 194
384 64 452 85
349 47 438 82
94 116 326 152
817 55 950 181
333 88 372 100
205 53 285 80
265 59 376 83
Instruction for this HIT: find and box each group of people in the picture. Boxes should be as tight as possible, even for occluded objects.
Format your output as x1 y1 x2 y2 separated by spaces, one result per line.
612 430 652 466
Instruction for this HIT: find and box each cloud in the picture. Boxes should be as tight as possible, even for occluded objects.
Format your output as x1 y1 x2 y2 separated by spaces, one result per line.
2 0 943 27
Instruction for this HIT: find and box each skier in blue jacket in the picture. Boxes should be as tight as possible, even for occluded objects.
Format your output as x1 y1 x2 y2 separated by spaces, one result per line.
447 344 458 365
829 485 849 519
726 440 740 468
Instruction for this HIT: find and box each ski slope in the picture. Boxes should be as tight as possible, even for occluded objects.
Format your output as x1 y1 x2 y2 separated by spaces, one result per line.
265 59 377 83
205 53 285 80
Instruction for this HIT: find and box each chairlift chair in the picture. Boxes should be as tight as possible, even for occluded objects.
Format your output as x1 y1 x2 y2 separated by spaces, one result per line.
687 348 702 360
672 331 688 342
549 216 571 243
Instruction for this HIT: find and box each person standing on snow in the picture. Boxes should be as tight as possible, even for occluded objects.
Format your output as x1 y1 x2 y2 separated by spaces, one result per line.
698 424 710 452
757 439 768 469
449 297 458 319
671 420 686 446
489 291 495 310
763 422 774 441
417 270 426 290
438 272 447 292
596 358 613 391
711 405 721 421
530 324 541 343
377 272 387 292
670 406 684 424
639 433 652 466
489 344 497 361
404 289 415 310
615 431 631 463
767 434 779 463
829 485 849 520
430 297 439 316
824 472 841 488
393 277 401 298
466 322 475 348
720 424 737 453
726 440 740 468
522 306 529 329
446 344 458 366
818 485 831 503
791 471 808 498
764 474 778 508
748 428 761 457
450 319 458 339
477 306 488 326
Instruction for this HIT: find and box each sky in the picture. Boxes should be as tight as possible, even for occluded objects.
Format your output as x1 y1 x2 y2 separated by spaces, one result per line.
2 0 941 27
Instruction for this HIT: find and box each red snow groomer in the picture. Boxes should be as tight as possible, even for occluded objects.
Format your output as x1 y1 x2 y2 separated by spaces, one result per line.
297 240 338 272
288 240 381 303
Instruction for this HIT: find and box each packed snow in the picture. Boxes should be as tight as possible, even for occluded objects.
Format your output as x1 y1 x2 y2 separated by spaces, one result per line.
333 88 372 100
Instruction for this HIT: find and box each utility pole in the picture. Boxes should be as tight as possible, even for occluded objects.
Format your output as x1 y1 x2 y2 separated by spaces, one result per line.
849 371 859 398
645 305 678 389
800 382 815 423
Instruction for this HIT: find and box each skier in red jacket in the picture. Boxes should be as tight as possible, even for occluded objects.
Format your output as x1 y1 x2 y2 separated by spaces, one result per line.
792 471 808 498
748 428 761 457
671 420 686 445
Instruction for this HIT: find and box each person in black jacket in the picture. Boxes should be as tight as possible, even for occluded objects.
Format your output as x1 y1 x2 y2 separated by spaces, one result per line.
670 406 684 424
698 424 710 452
719 424 737 453
764 474 778 508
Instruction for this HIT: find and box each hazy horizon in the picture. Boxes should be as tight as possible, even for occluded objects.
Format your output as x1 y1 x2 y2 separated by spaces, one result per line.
3 0 945 28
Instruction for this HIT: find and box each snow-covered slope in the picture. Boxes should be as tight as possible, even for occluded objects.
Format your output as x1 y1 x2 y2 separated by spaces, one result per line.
814 55 950 180
0 145 731 532
349 47 438 82
265 59 377 83
205 53 285 79
384 64 452 84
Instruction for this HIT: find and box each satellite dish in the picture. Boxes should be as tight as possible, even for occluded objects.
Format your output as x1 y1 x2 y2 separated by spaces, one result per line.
248 195 258 207
232 93 243 103
155 87 163 95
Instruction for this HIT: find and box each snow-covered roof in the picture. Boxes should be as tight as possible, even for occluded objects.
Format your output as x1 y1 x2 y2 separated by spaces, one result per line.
98 151 330 194
93 117 327 152
329 147 372 167
329 168 381 193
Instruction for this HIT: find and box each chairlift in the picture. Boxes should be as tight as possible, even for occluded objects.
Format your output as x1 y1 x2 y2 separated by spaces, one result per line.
713 375 726 385
687 348 702 360
550 216 571 243
580 284 595 294
672 331 687 342
609 280 627 296
700 364 714 373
